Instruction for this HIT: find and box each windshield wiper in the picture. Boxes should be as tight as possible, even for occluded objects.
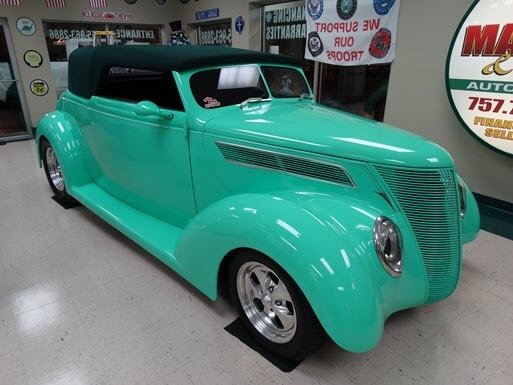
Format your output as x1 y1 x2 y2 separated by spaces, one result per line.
299 93 314 100
240 97 271 108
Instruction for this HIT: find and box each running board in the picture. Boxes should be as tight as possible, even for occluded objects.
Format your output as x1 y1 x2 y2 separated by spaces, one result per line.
71 183 185 275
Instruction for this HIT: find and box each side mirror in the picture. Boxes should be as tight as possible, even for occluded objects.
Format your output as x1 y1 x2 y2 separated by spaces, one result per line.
134 101 173 120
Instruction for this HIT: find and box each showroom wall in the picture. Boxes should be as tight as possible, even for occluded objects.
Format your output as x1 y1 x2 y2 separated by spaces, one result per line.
0 0 174 129
384 0 513 203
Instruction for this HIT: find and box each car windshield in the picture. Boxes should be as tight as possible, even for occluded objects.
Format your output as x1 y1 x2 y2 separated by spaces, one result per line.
189 65 269 109
261 66 310 98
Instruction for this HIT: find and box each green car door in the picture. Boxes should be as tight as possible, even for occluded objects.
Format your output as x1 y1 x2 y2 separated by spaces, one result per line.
79 68 196 228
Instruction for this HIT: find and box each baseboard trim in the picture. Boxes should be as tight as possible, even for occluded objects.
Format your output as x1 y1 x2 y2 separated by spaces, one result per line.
474 192 513 241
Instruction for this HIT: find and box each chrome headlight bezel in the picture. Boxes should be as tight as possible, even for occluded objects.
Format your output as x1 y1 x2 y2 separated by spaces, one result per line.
373 216 403 277
457 179 467 218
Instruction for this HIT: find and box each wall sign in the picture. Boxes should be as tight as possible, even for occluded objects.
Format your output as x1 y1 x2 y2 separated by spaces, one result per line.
304 0 401 65
199 22 231 46
446 0 513 157
264 4 306 41
44 22 161 49
30 79 49 96
16 17 36 36
196 8 219 21
234 16 245 34
82 10 132 21
23 50 43 68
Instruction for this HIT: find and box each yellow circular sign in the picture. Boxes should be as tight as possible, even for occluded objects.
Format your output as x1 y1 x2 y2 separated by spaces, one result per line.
30 79 49 96
24 50 43 68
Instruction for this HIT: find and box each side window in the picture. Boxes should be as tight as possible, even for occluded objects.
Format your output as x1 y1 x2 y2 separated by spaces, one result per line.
97 66 185 111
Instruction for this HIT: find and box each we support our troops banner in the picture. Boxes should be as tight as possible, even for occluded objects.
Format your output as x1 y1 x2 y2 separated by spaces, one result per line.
304 0 401 65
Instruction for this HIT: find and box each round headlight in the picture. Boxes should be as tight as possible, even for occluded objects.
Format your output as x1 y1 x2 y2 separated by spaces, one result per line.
373 216 402 277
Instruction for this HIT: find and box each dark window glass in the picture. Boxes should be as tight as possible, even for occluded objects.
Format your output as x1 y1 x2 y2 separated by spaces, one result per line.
197 21 232 46
261 66 310 98
190 66 268 109
262 1 314 88
97 67 184 111
319 63 391 122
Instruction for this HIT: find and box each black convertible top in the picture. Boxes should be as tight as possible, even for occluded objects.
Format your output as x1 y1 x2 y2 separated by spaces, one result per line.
68 45 302 99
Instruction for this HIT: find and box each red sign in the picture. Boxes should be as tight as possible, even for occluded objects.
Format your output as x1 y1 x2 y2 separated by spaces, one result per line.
82 10 132 21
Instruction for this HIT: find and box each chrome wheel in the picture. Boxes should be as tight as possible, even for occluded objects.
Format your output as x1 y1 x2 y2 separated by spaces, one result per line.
45 147 64 192
236 261 297 343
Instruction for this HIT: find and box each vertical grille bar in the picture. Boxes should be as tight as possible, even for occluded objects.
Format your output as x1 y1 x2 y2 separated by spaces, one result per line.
375 166 461 303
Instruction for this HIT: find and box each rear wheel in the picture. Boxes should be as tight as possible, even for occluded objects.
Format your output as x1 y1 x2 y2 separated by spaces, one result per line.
40 138 74 203
229 250 325 360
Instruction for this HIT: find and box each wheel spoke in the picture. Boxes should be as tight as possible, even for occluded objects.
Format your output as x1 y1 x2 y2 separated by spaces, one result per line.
252 267 270 290
274 306 295 330
246 274 263 299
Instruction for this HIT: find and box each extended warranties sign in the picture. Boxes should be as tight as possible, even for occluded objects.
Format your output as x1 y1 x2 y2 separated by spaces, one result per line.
446 0 513 157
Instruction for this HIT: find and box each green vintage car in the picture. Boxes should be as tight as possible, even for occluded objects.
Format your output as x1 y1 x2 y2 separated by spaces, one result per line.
36 45 480 360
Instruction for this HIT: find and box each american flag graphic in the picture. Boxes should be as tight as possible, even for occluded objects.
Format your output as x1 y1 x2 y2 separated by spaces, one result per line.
0 0 21 5
89 0 107 7
46 0 66 7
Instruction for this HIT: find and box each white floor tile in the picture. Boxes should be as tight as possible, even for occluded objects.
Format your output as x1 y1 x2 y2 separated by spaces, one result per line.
98 327 179 385
36 359 109 385
181 343 269 385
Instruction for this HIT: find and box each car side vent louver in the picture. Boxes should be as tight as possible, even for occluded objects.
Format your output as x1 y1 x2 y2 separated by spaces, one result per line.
216 142 355 187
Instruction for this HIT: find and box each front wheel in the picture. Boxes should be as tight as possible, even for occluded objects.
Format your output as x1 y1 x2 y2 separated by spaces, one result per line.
40 138 74 203
229 250 325 360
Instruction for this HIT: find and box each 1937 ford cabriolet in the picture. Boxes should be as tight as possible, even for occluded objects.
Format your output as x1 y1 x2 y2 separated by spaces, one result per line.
36 45 480 360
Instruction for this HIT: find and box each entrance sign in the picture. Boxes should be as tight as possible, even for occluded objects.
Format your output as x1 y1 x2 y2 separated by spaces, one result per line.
304 0 401 65
446 0 513 157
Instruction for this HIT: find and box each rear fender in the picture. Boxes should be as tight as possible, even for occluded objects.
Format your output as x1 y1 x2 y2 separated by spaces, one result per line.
35 110 91 190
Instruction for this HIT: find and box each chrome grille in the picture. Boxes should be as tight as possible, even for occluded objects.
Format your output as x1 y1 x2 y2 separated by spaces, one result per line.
375 166 461 303
217 142 355 187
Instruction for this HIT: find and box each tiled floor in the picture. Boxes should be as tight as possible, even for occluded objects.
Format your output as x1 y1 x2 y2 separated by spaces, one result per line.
1 140 513 385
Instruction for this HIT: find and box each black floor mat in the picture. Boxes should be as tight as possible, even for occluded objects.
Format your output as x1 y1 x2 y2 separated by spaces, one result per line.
51 196 82 210
224 317 303 372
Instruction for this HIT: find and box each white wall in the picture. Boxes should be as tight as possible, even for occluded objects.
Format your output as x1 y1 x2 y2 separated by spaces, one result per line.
384 0 513 203
0 0 176 129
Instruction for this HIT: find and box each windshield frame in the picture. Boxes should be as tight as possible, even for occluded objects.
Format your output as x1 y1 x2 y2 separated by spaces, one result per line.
259 64 313 99
186 63 312 110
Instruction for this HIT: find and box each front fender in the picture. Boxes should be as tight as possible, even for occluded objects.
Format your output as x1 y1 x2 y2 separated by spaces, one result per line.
176 191 427 352
35 110 91 190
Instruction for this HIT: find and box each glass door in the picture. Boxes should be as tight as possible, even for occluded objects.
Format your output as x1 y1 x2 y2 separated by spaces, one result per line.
0 20 29 140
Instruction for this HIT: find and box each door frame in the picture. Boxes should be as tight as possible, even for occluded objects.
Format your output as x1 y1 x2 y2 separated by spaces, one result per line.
0 18 32 141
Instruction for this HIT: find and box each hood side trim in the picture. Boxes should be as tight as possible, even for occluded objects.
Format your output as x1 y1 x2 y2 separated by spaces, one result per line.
216 141 356 188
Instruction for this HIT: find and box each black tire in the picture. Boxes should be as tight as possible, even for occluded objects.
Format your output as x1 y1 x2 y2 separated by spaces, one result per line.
40 138 74 203
228 250 326 360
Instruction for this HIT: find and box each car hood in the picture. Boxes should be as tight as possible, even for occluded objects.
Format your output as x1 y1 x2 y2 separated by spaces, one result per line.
202 101 454 168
